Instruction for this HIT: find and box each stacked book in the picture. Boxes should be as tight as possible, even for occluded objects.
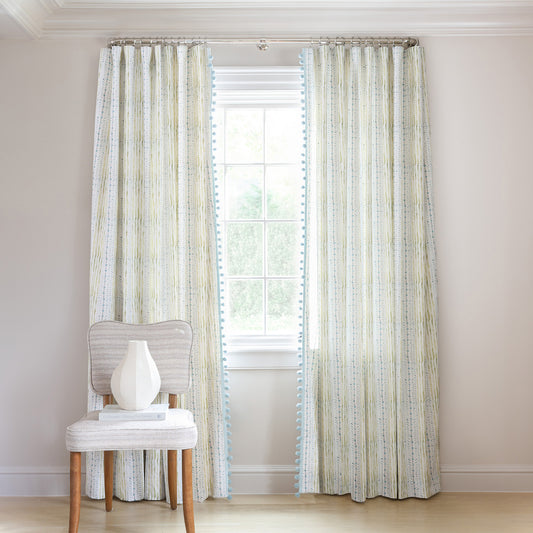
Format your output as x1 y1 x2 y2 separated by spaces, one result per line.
99 403 169 421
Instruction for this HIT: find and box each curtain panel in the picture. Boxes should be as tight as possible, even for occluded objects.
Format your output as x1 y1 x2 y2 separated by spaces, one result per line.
298 45 439 502
87 44 229 502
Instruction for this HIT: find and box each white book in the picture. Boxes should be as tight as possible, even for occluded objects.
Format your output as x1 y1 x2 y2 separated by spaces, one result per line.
98 403 169 421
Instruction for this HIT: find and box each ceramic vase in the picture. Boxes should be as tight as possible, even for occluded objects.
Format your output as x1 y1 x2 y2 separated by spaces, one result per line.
111 340 161 411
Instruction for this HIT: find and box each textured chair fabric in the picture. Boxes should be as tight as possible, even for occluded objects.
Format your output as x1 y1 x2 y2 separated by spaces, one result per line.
88 320 193 396
66 408 198 452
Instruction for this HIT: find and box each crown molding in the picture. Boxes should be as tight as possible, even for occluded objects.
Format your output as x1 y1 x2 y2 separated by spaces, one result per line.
0 0 61 38
48 0 533 7
2 0 533 39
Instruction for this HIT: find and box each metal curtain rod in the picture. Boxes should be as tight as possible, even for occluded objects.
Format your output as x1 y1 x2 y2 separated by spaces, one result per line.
107 36 419 50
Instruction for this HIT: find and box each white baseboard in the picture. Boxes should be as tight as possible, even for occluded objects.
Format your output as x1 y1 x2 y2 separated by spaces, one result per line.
0 467 86 497
0 465 298 497
231 465 297 494
1 464 532 497
230 464 533 495
441 464 533 493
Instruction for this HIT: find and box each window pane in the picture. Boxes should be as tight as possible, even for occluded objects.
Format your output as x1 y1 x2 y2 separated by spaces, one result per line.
267 222 299 276
267 279 298 334
226 166 263 219
227 279 264 334
266 165 299 219
265 108 301 164
212 107 224 165
225 108 263 163
227 222 263 276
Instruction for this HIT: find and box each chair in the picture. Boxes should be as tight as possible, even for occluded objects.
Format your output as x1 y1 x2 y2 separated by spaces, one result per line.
65 320 197 533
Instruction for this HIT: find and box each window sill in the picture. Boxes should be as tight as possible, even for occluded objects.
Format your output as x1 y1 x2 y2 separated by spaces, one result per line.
225 345 299 370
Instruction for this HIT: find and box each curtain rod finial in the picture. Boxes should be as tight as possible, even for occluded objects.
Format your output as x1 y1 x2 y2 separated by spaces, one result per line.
256 40 269 51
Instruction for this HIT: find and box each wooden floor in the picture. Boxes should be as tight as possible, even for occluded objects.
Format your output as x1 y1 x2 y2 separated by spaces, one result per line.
1 493 533 532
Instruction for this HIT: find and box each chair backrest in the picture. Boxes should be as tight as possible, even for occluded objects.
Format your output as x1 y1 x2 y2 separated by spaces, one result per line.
88 320 193 396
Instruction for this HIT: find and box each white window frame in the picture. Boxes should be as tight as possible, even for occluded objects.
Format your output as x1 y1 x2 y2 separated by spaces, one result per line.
214 67 303 370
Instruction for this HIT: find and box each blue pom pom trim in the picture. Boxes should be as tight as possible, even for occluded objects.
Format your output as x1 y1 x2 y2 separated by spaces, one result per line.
209 55 232 500
294 48 309 498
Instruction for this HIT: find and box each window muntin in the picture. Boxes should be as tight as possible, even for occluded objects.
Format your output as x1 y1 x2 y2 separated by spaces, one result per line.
213 68 303 346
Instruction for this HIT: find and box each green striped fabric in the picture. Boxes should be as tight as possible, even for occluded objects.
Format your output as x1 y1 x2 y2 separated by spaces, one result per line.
298 45 439 502
87 44 229 502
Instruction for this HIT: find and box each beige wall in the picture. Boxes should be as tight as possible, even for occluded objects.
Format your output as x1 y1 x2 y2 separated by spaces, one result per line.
0 40 101 466
426 36 533 469
0 36 532 494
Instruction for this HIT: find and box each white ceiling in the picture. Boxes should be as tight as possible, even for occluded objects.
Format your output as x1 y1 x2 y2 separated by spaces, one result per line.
1 0 533 40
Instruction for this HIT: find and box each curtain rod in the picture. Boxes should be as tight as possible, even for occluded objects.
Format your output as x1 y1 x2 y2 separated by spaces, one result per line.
107 37 419 50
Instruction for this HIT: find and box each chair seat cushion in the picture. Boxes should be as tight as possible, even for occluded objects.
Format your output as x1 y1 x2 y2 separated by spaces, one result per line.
66 408 197 452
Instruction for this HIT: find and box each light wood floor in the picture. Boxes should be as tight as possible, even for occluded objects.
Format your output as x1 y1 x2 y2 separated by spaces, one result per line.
1 493 532 532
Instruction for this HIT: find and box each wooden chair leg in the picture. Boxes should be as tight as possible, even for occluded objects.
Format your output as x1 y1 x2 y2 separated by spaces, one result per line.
69 452 81 533
104 450 114 512
168 450 178 510
182 448 195 533
102 394 114 512
168 394 179 511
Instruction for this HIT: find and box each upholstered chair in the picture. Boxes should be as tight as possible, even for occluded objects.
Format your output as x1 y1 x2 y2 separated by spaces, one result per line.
65 320 197 533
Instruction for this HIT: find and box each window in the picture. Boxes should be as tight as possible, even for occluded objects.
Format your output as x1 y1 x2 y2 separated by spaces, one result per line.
213 68 304 367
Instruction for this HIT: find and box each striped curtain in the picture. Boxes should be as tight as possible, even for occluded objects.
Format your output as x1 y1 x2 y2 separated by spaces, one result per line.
87 44 229 502
297 45 439 502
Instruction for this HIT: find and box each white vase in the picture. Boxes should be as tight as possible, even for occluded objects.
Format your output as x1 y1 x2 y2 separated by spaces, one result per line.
111 340 161 411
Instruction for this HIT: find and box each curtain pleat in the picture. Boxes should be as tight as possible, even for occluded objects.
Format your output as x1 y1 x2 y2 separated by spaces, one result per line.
87 44 229 502
298 44 439 502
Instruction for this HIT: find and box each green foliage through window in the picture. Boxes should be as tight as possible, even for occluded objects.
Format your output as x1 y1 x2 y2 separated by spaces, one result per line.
214 105 302 336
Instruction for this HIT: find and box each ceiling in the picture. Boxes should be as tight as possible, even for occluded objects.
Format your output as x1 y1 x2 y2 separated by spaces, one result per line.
1 0 533 40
